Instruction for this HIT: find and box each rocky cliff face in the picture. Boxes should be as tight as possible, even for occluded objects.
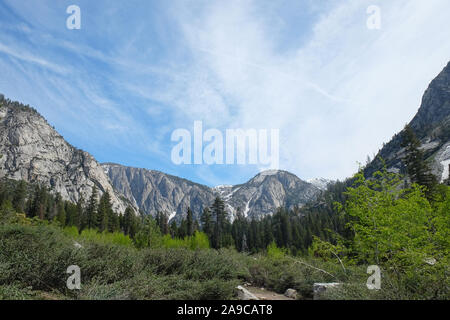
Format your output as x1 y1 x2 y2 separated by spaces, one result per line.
0 96 129 213
104 164 321 220
366 61 450 182
214 170 321 219
102 163 216 221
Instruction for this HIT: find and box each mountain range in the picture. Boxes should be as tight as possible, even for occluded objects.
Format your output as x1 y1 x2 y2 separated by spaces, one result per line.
102 163 322 221
0 96 322 220
0 61 449 220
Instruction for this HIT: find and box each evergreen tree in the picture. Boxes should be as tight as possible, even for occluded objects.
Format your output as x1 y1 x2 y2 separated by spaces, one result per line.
401 125 437 198
12 180 27 213
76 196 85 231
86 186 98 229
55 194 66 227
156 211 169 235
186 207 194 236
122 206 137 237
210 196 226 248
200 207 213 240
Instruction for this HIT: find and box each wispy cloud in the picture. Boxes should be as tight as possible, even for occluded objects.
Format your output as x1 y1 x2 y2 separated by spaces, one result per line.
0 0 449 186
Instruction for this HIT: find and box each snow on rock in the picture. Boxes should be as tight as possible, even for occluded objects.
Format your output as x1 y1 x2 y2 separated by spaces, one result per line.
307 178 332 190
168 211 176 222
440 159 450 182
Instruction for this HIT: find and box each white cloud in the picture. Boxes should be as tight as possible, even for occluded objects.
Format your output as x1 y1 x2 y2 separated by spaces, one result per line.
168 0 450 181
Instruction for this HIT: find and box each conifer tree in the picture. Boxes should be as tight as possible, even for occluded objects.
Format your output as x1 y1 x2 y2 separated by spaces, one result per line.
201 207 213 240
55 194 66 227
86 186 98 229
210 196 226 248
401 124 437 198
122 206 137 237
186 207 194 236
12 180 27 213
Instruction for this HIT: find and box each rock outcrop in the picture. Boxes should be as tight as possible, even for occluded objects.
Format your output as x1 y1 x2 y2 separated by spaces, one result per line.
236 286 259 300
313 282 342 300
365 61 450 182
0 96 129 213
102 163 216 221
214 170 321 219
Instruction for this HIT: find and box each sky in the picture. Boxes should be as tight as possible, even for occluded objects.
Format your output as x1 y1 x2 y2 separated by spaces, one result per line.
0 0 449 187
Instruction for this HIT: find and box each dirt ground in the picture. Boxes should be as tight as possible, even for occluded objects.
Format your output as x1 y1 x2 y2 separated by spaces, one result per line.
245 286 294 300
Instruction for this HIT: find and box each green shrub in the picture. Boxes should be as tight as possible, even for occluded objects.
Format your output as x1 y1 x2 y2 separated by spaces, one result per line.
79 229 133 247
0 224 83 292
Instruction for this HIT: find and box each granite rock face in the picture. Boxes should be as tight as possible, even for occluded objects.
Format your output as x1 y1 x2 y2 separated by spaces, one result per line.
213 170 321 219
102 163 216 221
0 97 129 213
366 61 450 182
104 164 321 221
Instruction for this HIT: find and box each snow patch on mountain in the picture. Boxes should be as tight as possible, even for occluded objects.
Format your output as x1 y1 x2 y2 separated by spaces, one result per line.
169 211 177 222
307 178 332 190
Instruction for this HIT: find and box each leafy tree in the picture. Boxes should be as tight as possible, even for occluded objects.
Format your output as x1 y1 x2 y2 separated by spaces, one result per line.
134 215 163 248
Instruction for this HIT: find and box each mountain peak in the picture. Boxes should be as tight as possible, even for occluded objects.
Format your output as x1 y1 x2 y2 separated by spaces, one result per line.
0 96 129 213
365 61 450 182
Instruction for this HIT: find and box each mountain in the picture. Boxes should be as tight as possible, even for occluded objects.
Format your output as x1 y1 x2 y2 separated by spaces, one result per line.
365 61 450 182
102 163 216 221
0 94 323 221
307 178 333 191
214 170 321 219
103 164 322 220
0 95 129 213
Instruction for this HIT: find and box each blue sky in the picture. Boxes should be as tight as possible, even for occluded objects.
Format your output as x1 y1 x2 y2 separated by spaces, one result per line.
0 0 449 186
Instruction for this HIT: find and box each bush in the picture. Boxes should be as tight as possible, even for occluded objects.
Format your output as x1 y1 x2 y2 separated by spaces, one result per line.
0 224 83 292
79 229 133 247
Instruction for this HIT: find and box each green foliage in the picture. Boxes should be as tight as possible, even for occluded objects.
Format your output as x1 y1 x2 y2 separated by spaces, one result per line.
79 229 133 247
0 224 82 292
161 231 210 250
134 215 163 249
401 125 438 199
318 168 450 299
266 241 286 260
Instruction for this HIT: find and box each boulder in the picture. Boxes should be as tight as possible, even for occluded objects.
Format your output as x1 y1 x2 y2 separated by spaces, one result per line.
236 286 259 300
313 282 342 300
284 288 297 299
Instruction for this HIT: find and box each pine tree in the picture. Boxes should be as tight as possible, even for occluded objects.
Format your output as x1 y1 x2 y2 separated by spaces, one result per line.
122 206 137 237
55 194 66 227
86 186 98 229
186 207 194 236
76 196 85 231
97 191 110 231
156 211 169 235
401 124 437 198
201 207 213 240
12 180 27 213
210 196 226 248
